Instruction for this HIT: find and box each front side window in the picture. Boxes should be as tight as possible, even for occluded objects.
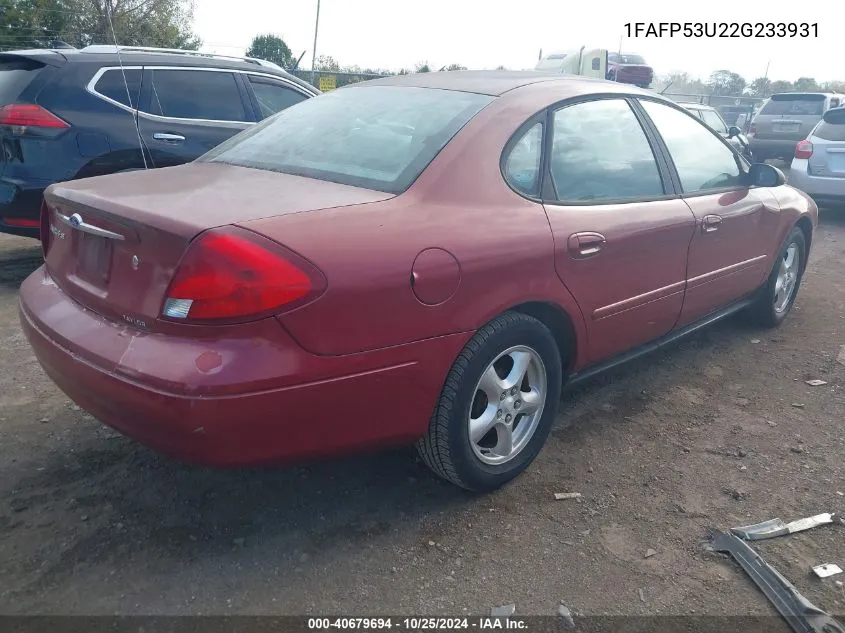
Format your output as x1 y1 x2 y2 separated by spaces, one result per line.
549 98 664 202
201 86 493 194
147 69 248 121
701 109 728 134
640 100 742 193
503 122 543 196
249 77 308 118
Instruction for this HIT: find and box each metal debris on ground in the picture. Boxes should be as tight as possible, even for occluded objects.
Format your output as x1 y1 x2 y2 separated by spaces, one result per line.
709 529 845 633
731 513 835 541
812 564 842 579
751 339 761 344
837 345 845 366
491 604 515 617
638 588 645 602
557 603 576 629
554 492 582 500
805 379 828 386
644 548 657 558
792 403 805 408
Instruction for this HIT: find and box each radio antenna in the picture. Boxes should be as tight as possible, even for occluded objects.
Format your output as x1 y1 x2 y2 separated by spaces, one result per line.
105 1 148 170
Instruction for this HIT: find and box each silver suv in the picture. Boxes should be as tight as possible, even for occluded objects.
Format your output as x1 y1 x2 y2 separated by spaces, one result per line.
789 106 845 206
749 92 842 162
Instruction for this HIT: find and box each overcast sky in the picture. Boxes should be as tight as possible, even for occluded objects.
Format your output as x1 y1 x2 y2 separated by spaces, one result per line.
194 0 836 83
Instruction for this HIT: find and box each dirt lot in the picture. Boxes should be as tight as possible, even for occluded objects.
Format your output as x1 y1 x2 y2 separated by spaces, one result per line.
1 202 845 623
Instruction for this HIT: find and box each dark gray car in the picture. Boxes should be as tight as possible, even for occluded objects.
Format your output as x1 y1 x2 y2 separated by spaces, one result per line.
749 92 842 162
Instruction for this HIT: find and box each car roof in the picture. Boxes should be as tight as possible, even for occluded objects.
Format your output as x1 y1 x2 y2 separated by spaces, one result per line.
0 46 317 92
348 70 654 97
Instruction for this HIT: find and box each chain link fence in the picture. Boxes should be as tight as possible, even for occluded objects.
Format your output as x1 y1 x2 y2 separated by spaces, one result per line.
290 70 390 92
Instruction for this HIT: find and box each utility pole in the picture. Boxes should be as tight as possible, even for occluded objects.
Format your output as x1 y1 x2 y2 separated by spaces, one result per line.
310 0 321 86
764 60 770 80
618 35 622 54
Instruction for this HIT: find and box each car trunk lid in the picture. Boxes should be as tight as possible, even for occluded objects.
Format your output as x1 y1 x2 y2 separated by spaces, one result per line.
42 162 394 330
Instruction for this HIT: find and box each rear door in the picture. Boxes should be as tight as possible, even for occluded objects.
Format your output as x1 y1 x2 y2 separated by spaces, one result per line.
754 93 826 142
807 108 845 179
137 67 254 167
541 97 696 363
637 98 776 326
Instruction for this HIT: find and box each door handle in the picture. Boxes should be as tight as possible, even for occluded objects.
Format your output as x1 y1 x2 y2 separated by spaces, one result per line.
567 232 606 259
702 215 722 233
152 132 186 142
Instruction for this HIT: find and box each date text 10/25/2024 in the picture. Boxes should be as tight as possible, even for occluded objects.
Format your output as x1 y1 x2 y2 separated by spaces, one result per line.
307 618 527 630
624 22 818 38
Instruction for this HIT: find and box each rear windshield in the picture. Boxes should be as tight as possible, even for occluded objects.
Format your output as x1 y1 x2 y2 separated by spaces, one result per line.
0 59 44 101
760 94 825 116
201 86 493 194
814 109 845 141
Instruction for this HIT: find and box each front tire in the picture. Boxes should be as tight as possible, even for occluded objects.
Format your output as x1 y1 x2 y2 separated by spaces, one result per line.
416 312 562 492
745 226 806 327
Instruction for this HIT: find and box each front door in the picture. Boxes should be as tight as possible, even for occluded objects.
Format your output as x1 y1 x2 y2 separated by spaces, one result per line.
638 99 777 326
542 97 697 364
137 68 254 168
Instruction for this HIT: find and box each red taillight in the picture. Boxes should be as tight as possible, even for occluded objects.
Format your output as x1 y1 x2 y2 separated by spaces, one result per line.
162 227 324 323
795 140 813 159
3 217 40 228
39 201 51 259
0 103 69 129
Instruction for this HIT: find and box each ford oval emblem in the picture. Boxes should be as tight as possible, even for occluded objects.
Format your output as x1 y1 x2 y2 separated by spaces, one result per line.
69 213 83 228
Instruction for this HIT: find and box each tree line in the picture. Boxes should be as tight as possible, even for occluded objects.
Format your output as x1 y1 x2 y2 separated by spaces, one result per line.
656 70 845 98
0 0 199 50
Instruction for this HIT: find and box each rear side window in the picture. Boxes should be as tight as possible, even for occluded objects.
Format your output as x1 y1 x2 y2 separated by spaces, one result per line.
94 68 142 108
201 86 493 194
248 77 307 119
503 122 543 196
549 98 664 202
814 109 845 141
147 69 247 121
760 95 825 116
0 59 45 101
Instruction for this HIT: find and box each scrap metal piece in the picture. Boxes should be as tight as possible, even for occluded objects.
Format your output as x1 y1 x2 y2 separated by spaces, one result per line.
710 530 845 633
813 564 843 579
731 513 835 541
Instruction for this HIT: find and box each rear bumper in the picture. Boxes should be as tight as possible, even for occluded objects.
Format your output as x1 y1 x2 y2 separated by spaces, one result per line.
0 177 46 239
749 137 798 158
19 266 469 466
788 160 845 204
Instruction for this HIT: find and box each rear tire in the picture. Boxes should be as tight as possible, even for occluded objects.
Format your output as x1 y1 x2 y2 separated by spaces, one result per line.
416 312 563 492
744 226 806 327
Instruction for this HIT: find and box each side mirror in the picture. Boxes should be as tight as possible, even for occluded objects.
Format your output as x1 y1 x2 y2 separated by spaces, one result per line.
749 162 786 187
728 125 742 138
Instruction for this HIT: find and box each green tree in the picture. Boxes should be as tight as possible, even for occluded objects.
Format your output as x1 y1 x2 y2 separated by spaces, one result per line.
314 54 340 71
793 76 819 92
246 34 294 69
821 80 845 93
0 0 200 50
444 63 467 71
707 70 746 96
770 80 793 93
748 77 772 98
415 61 430 73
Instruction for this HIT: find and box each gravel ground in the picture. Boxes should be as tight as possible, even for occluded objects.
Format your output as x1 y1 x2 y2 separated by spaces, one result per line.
1 194 845 624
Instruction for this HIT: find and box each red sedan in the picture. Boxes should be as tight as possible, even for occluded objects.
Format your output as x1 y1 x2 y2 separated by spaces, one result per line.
19 71 817 492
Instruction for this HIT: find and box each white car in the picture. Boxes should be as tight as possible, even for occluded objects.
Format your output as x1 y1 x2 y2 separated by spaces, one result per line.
789 106 845 206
